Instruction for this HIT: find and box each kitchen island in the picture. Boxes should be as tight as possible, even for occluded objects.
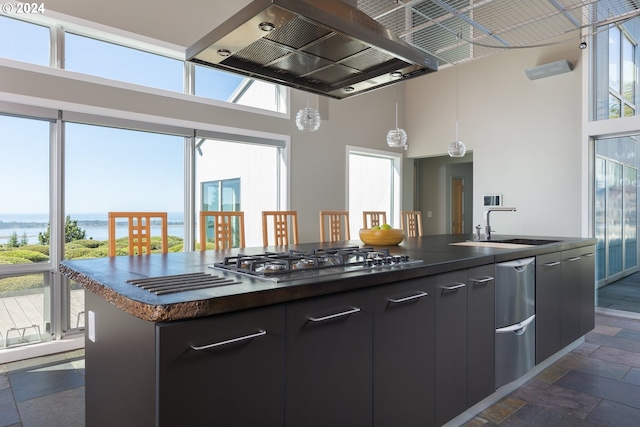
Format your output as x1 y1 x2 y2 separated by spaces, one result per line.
60 234 597 427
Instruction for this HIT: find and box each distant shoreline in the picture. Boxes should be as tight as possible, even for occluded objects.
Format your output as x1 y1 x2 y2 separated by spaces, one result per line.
0 220 184 229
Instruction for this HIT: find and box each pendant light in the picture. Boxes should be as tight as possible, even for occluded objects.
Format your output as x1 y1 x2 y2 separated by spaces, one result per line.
448 31 467 158
295 93 321 132
386 86 407 149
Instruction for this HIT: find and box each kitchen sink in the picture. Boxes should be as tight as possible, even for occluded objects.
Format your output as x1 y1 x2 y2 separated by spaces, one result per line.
450 238 561 249
488 238 560 245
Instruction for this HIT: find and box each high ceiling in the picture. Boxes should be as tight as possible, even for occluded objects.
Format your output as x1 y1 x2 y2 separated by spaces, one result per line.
40 0 640 66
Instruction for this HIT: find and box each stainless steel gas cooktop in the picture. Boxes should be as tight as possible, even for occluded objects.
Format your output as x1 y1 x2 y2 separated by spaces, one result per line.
210 246 422 283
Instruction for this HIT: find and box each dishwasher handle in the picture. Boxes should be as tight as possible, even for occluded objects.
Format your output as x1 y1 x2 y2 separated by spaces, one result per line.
496 314 535 335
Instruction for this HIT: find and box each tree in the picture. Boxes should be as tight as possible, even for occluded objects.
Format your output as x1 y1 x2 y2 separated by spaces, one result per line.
38 215 87 245
7 231 19 248
20 232 28 246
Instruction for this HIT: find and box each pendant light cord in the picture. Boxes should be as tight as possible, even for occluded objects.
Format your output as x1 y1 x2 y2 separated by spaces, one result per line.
455 30 460 141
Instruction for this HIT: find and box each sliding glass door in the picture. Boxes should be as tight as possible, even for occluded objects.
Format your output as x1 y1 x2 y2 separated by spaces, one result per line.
0 114 53 347
595 136 639 287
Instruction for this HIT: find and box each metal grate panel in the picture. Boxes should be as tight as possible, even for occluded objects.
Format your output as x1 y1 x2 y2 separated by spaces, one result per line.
358 0 640 66
264 17 332 49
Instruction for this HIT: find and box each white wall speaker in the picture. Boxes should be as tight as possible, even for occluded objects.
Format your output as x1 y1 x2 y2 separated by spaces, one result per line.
525 59 573 80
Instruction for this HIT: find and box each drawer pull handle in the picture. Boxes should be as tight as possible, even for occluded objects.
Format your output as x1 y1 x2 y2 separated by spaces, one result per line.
543 261 561 267
388 291 429 304
565 256 581 262
190 329 266 351
307 307 360 322
583 253 595 257
440 283 466 291
470 276 493 285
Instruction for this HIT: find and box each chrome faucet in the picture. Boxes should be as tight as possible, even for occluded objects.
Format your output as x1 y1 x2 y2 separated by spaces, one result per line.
485 207 517 240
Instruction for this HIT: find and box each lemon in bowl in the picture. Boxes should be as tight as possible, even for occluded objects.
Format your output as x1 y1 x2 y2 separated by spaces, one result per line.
359 225 405 245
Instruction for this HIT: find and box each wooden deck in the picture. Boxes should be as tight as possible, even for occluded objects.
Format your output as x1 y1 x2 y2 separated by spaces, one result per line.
0 289 84 348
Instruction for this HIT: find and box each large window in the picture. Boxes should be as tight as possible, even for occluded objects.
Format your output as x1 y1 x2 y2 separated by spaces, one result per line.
347 148 402 232
65 33 184 92
0 15 49 65
64 123 185 255
0 14 286 113
0 114 52 346
595 17 640 120
196 138 286 247
0 115 51 255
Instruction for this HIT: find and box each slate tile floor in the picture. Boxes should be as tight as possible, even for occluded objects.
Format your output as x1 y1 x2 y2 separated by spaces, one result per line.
2 313 640 426
0 349 84 427
464 312 640 426
597 271 640 313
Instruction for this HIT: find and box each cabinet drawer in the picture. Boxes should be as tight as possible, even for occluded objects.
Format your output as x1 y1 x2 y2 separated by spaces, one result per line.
285 290 372 427
157 305 285 427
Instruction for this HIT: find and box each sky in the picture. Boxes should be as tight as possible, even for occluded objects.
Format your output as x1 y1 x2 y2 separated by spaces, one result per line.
0 14 245 216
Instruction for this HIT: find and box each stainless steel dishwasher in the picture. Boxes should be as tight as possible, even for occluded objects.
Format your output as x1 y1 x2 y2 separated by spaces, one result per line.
495 257 535 389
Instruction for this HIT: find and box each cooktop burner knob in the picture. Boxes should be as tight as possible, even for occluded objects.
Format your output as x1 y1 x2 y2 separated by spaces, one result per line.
364 259 374 268
373 258 383 266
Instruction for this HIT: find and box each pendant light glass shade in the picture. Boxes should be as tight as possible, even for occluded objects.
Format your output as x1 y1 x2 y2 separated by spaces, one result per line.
448 120 466 157
387 128 408 147
448 140 466 157
295 93 321 132
295 107 321 131
387 102 407 148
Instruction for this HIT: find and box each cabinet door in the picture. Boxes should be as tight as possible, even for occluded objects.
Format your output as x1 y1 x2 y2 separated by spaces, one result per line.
157 305 285 427
536 251 563 363
285 289 372 427
467 264 495 406
561 248 582 347
580 247 596 336
435 270 468 427
373 277 436 427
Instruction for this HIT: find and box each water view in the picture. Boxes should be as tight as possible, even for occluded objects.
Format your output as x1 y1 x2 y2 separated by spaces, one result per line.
0 213 185 245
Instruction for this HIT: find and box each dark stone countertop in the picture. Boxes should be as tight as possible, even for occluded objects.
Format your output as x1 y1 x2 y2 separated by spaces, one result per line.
59 234 597 322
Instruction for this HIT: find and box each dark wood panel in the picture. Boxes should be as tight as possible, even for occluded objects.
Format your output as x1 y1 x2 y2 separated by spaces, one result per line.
285 290 373 427
468 264 496 405
373 277 436 427
435 269 468 426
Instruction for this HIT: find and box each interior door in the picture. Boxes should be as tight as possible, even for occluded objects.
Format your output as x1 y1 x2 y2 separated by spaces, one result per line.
452 177 464 234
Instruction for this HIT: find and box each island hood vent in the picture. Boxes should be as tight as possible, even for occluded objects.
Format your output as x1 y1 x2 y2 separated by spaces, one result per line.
186 0 438 99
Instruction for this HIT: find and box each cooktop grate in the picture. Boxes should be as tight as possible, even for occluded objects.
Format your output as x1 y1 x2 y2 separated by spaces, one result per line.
126 272 241 296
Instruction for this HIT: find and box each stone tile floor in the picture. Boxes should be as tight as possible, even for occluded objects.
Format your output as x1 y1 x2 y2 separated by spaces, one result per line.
464 312 640 426
597 271 640 314
1 312 640 426
0 349 84 427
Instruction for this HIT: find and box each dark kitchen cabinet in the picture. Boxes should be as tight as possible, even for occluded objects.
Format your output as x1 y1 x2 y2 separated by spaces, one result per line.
84 292 285 427
535 251 563 363
561 248 583 347
536 246 596 363
285 289 373 427
579 249 596 336
156 305 285 427
467 264 496 406
373 276 436 427
435 269 468 427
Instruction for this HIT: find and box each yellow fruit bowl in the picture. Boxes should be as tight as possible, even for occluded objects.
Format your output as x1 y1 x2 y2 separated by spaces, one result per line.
359 228 405 246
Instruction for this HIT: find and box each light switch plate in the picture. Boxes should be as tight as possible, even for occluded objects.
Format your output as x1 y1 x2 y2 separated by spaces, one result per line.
88 310 96 342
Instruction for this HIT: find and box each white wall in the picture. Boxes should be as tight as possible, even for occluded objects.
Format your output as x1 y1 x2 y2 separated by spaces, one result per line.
406 41 585 237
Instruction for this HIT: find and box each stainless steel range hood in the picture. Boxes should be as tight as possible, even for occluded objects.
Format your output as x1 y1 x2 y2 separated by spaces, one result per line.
186 0 438 99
